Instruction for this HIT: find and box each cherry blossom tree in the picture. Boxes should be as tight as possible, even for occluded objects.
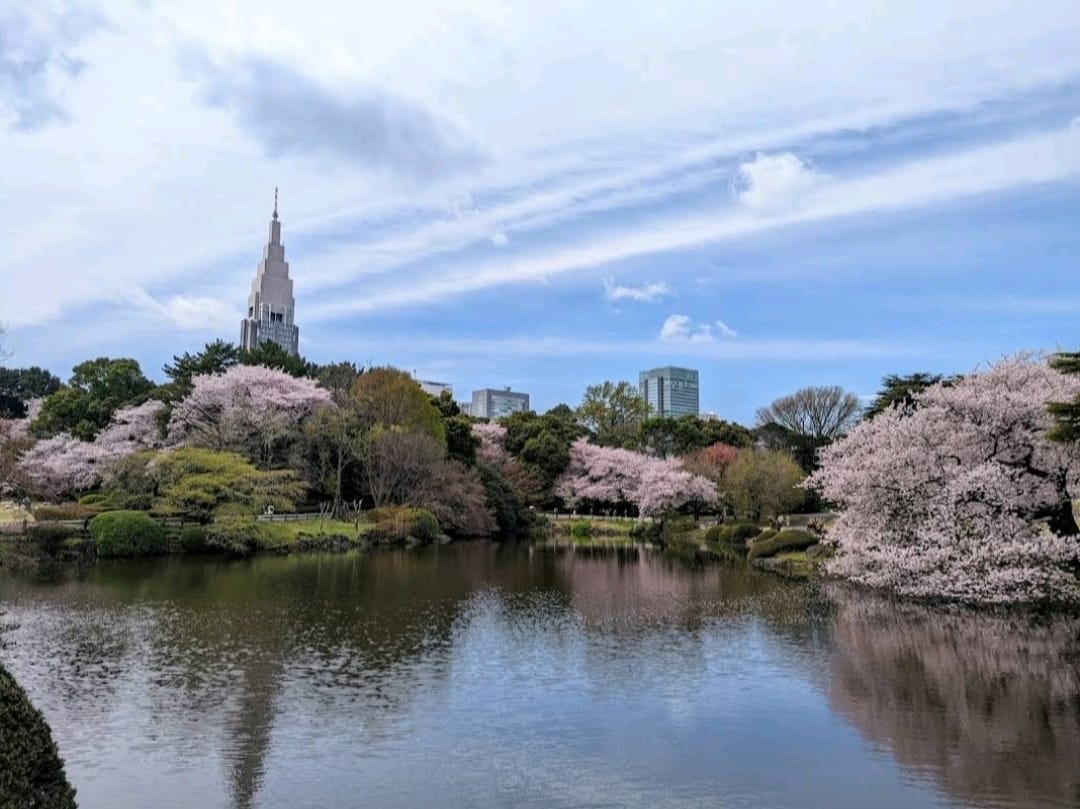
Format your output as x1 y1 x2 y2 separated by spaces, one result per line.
555 438 716 517
472 422 511 469
15 401 166 499
168 365 331 468
808 357 1080 604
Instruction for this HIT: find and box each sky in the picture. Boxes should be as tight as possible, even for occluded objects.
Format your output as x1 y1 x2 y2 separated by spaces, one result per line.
2 0 1080 424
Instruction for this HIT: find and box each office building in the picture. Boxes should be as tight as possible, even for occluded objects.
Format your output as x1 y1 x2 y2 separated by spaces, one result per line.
240 189 300 356
639 366 699 418
471 387 530 419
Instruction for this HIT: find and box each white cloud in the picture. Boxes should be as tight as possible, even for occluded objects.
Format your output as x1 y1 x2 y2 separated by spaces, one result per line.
603 277 671 302
4 0 1080 341
658 314 733 344
364 332 936 362
732 152 822 212
714 319 738 338
118 287 239 331
489 231 509 247
306 122 1080 319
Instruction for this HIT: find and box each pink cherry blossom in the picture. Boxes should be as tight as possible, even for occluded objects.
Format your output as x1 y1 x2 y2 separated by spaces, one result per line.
16 400 167 498
555 438 717 517
168 365 331 467
808 356 1080 604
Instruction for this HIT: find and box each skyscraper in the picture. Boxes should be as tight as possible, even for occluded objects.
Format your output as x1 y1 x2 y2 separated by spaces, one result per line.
639 366 699 418
240 189 299 356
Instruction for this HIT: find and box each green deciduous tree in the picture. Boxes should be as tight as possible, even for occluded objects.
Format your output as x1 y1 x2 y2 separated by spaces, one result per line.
32 357 155 441
351 367 446 447
303 403 366 518
724 448 805 523
0 366 62 401
636 415 752 457
576 380 649 447
501 408 587 499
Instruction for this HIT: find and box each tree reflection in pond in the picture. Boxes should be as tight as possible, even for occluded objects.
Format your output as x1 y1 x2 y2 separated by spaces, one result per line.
826 584 1080 809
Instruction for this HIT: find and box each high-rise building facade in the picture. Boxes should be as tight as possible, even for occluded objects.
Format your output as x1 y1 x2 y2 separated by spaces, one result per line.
639 366 699 418
471 388 530 419
240 190 299 356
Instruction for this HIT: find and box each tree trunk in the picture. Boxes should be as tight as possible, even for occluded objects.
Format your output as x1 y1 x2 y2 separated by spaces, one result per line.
332 450 344 519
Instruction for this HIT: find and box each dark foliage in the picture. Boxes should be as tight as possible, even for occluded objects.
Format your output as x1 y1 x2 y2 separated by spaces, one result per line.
89 510 166 558
0 662 77 809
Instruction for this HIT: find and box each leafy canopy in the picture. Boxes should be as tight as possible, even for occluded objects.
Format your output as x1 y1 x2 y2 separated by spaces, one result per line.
31 357 155 441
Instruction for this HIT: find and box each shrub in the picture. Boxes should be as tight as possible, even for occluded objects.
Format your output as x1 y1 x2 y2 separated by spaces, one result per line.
89 511 166 558
747 529 817 561
178 526 211 554
205 517 262 556
77 493 108 507
570 519 592 538
629 521 662 541
31 504 96 522
369 506 440 544
662 515 697 539
703 525 722 543
0 663 77 808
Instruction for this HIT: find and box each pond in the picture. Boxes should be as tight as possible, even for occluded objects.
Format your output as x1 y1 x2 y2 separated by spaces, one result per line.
1 542 1078 809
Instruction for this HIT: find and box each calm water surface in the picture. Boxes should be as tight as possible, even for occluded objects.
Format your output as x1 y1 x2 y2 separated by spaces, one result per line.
1 542 1078 809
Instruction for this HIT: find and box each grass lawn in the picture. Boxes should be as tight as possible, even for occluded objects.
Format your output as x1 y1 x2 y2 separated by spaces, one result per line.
254 519 374 549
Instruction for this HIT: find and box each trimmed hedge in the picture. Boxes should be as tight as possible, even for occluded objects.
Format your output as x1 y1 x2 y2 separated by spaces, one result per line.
89 511 166 558
0 662 77 808
747 529 817 561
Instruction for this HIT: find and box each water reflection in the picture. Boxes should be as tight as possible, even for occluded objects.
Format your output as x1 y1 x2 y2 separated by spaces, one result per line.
826 584 1080 809
1 545 1078 809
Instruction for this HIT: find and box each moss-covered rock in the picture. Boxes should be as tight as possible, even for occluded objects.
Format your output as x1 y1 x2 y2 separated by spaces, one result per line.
0 662 77 808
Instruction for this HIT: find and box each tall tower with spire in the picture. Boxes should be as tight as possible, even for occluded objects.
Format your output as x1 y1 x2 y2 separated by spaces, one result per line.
240 189 300 356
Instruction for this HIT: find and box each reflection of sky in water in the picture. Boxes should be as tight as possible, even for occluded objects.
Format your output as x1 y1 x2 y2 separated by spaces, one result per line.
1 545 1076 809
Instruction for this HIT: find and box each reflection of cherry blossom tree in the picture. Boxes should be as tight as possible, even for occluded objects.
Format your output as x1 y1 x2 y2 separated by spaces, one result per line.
16 401 167 499
168 366 330 469
809 357 1080 604
827 585 1080 808
555 439 716 516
